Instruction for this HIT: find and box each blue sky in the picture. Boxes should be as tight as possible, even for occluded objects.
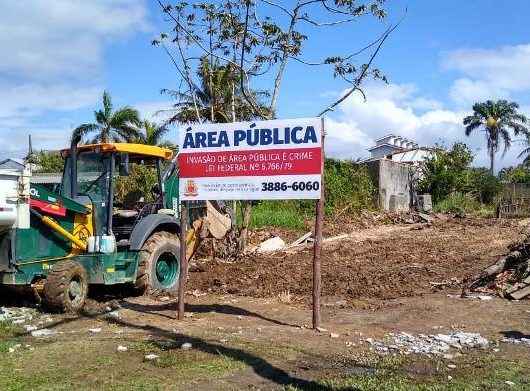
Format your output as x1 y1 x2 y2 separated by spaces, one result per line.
2 0 530 170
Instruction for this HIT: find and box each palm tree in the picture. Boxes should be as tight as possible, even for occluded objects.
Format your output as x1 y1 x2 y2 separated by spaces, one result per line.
137 120 176 150
140 120 169 145
463 100 528 174
162 57 271 124
72 91 142 143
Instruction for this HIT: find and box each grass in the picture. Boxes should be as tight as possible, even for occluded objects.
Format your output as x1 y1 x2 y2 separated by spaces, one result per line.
434 193 496 217
239 201 308 230
284 353 530 391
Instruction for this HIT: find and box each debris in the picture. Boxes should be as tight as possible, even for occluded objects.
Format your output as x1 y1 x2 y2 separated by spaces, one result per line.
24 325 37 332
31 329 57 337
447 375 453 381
105 310 121 320
366 331 489 356
418 213 433 223
181 342 192 350
117 345 128 352
288 231 313 247
505 381 515 386
184 312 194 318
144 354 159 361
447 364 456 369
464 233 530 299
330 332 340 338
316 327 328 333
256 237 286 253
88 328 102 334
501 337 530 347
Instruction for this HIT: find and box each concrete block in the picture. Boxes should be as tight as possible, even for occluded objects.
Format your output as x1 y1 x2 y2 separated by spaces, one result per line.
418 194 433 212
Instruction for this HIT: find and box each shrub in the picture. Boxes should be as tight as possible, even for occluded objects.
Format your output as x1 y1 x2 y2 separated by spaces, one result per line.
434 193 495 217
418 142 473 203
115 163 158 205
323 159 376 214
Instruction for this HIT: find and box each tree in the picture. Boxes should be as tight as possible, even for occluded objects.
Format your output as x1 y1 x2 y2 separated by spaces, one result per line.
463 99 528 175
155 0 397 249
418 143 473 203
138 120 174 148
72 91 142 144
161 57 271 124
33 150 64 173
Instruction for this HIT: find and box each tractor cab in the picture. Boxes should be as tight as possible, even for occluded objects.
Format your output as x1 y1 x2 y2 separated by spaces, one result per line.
60 143 175 251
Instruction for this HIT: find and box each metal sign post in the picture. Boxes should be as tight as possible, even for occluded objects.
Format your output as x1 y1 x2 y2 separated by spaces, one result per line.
312 118 325 329
177 201 188 320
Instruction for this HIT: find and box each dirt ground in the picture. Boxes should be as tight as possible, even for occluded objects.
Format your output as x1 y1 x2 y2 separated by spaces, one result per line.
190 217 522 305
1 216 529 390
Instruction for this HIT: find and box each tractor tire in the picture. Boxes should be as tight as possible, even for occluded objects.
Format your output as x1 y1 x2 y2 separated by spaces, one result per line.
43 260 88 313
135 231 181 295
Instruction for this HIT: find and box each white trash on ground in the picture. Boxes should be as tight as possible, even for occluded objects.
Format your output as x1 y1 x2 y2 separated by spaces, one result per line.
365 331 489 355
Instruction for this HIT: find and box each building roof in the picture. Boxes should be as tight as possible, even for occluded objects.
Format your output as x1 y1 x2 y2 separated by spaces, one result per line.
0 158 25 170
31 173 62 184
368 142 406 152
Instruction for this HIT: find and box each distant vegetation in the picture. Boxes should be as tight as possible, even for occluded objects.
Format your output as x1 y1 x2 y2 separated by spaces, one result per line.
247 159 376 229
418 142 502 215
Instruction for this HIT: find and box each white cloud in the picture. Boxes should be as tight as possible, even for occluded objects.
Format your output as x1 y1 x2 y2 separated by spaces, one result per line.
325 80 528 169
0 0 149 80
0 1 150 155
444 44 530 106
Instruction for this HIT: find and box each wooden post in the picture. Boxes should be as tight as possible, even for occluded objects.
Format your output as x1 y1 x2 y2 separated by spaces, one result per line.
178 201 188 320
312 117 325 329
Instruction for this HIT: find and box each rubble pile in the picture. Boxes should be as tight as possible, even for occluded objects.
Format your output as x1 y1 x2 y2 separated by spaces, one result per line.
0 307 39 324
366 332 489 356
464 232 530 299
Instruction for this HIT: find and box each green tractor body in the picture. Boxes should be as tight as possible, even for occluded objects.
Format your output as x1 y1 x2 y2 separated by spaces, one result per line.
0 142 187 311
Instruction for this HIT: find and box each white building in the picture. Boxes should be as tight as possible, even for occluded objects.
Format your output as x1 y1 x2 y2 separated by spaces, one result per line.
368 134 418 160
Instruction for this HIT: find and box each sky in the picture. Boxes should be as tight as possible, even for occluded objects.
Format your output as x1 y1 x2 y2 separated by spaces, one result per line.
1 0 530 170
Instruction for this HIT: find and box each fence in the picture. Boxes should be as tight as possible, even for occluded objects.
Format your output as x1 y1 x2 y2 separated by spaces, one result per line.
498 183 530 218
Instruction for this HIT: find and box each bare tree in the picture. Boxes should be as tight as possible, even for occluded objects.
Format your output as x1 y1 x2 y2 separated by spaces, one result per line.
155 0 401 248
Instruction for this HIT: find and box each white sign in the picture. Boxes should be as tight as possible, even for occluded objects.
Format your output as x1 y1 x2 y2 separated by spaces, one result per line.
178 117 323 200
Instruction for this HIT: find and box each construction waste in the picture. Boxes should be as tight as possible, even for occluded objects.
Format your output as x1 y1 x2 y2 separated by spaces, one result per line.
464 231 530 300
365 331 489 356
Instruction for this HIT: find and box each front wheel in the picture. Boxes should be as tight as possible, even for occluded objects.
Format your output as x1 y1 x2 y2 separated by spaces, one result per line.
135 231 181 295
43 260 88 313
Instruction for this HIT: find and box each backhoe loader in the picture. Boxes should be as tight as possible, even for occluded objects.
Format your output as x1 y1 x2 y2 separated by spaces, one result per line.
0 138 231 311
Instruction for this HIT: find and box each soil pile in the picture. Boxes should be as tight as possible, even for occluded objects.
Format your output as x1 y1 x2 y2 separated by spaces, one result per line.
189 218 519 303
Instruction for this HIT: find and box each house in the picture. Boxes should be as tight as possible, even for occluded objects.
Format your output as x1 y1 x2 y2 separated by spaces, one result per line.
368 134 418 160
363 134 433 212
0 158 25 171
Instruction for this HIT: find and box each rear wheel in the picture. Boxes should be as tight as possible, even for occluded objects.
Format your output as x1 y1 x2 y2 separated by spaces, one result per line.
135 231 180 295
43 260 88 313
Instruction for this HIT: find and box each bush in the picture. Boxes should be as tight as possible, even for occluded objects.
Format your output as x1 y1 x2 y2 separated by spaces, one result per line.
418 142 473 203
434 193 495 217
245 159 376 229
464 168 502 204
324 159 376 214
115 164 158 205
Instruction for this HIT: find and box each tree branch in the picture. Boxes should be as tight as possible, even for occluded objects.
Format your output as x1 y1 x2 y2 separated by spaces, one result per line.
317 20 400 117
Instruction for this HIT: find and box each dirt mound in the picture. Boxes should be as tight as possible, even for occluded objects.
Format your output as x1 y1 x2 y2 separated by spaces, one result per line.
188 218 519 303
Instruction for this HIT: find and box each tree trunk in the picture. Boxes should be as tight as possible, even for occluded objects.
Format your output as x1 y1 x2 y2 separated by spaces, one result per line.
239 201 252 251
489 147 495 176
